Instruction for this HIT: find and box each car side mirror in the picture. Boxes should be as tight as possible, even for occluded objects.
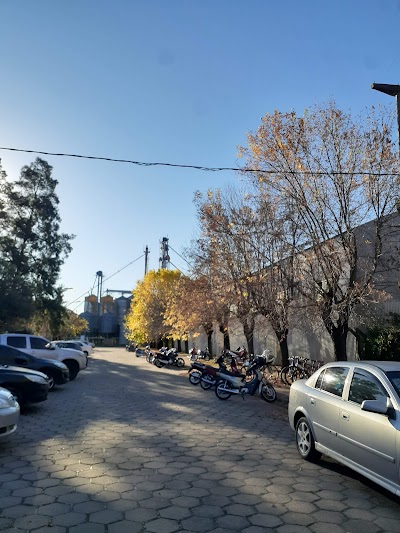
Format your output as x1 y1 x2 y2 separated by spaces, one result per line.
360 398 389 415
45 344 56 350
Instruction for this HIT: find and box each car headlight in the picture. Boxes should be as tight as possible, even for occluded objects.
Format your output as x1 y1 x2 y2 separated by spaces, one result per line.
0 395 18 408
27 375 48 384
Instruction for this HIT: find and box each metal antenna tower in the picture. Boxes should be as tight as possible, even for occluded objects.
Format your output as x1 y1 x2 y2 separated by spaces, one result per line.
159 237 170 269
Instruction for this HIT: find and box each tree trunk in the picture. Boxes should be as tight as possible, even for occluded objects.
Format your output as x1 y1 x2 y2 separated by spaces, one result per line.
219 324 230 350
331 323 348 361
207 330 213 355
278 332 289 368
243 319 255 356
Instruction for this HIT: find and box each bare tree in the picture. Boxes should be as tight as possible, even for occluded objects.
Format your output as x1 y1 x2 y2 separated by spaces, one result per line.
239 102 400 360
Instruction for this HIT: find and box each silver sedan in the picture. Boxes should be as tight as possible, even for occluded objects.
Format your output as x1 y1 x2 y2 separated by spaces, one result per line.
0 386 20 438
288 360 400 496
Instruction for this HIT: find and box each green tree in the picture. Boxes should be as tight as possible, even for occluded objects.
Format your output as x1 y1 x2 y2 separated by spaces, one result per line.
0 158 74 332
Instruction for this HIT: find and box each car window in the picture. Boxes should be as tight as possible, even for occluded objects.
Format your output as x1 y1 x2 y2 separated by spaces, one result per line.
349 369 389 405
386 371 400 398
30 337 48 349
6 336 27 349
316 367 349 397
0 345 26 358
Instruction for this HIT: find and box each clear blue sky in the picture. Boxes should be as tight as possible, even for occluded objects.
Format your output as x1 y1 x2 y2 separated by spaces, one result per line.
1 0 399 313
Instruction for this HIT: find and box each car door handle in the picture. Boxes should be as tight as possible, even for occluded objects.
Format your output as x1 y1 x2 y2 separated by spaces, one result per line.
342 412 350 421
310 398 316 405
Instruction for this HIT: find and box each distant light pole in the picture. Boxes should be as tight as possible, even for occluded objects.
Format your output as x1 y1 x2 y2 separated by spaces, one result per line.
371 83 400 153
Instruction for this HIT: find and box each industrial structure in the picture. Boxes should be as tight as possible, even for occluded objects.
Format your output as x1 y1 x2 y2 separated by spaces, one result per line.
79 271 132 345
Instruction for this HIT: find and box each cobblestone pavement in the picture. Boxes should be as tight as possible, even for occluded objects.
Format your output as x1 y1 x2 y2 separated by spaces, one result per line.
1 347 400 533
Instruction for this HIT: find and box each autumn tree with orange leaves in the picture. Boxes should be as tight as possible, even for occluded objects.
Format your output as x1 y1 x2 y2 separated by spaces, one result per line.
239 101 400 360
194 187 299 365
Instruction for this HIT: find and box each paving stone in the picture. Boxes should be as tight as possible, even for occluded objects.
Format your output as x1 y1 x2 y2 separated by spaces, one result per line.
69 525 106 533
125 507 158 522
35 525 67 533
159 506 192 520
13 514 50 529
88 509 123 524
24 495 55 506
341 519 379 532
217 515 251 530
249 513 284 528
73 501 105 514
145 518 181 533
375 517 400 532
310 523 347 533
52 512 87 527
181 516 216 532
2 504 36 518
37 502 69 516
108 520 143 533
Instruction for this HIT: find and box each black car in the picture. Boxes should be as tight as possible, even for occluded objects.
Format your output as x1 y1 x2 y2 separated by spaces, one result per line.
0 366 50 405
0 345 69 391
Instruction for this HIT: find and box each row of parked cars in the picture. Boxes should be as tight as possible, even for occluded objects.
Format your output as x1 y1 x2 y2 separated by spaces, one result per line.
0 334 93 438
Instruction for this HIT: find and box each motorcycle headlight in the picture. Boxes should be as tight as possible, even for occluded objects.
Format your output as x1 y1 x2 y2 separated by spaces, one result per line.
27 375 48 384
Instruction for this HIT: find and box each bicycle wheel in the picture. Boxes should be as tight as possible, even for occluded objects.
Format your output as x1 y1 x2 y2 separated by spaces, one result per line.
279 366 290 385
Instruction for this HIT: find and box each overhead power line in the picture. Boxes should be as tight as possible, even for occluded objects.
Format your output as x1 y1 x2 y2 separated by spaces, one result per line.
66 253 144 308
0 146 398 176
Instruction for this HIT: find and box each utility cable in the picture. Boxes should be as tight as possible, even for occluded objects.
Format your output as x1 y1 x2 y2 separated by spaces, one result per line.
169 245 193 267
66 253 145 308
0 146 398 176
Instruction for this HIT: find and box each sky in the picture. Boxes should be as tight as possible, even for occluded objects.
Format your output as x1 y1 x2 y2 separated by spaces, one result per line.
1 0 400 313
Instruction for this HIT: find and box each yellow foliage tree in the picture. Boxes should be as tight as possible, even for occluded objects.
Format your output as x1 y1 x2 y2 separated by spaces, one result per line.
124 269 181 344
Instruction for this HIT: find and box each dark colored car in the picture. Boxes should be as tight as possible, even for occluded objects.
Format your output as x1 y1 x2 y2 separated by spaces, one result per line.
0 366 50 405
0 345 69 391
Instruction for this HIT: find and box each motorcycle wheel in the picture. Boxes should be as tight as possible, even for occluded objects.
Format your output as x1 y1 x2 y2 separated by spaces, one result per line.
215 379 233 400
261 382 277 402
176 357 185 368
189 371 201 385
200 376 216 390
154 359 163 368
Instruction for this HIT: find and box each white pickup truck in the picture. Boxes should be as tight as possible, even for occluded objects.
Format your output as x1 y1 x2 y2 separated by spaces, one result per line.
0 334 88 380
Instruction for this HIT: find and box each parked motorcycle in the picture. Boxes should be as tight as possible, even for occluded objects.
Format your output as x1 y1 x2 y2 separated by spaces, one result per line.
153 348 185 368
215 352 277 402
188 355 244 389
189 347 212 362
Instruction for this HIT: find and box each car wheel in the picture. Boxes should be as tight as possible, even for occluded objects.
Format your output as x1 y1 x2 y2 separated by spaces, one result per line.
65 360 79 381
295 417 321 461
43 371 56 391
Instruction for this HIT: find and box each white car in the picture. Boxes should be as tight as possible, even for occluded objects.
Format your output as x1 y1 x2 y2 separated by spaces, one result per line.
54 340 93 356
0 386 20 438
